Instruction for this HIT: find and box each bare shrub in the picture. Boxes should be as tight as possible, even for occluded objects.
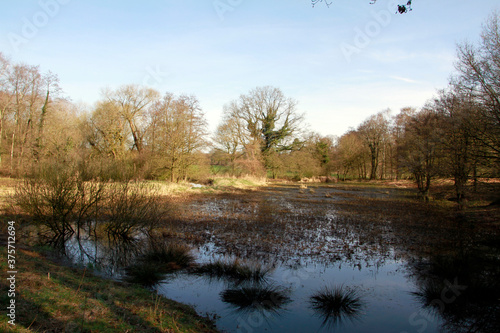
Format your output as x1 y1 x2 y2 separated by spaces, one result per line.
15 163 166 244
15 163 106 245
103 181 165 237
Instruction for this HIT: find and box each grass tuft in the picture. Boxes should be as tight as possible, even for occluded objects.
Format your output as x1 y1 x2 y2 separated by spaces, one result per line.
124 262 166 287
143 241 195 270
193 259 271 283
309 284 364 328
220 285 290 313
125 241 194 287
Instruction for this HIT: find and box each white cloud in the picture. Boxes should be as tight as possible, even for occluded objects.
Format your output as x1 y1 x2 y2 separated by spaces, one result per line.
389 76 420 84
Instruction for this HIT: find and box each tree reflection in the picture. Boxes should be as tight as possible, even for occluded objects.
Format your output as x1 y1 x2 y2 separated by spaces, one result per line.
410 248 500 333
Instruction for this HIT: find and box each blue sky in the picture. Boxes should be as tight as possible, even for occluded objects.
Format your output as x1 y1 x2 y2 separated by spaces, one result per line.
1 0 498 137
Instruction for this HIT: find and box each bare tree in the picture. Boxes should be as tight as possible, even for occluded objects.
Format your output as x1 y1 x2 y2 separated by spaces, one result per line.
434 89 481 206
399 107 442 200
6 63 47 173
393 107 416 180
212 109 248 174
0 53 13 166
147 93 208 182
85 101 128 159
357 109 391 180
334 130 370 180
35 71 61 160
455 13 500 163
104 85 159 153
226 86 304 170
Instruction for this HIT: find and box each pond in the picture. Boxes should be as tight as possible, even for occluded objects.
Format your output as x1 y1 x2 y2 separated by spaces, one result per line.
64 184 500 333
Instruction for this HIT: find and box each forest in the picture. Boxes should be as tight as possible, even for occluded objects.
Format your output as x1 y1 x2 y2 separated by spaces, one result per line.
1 14 499 206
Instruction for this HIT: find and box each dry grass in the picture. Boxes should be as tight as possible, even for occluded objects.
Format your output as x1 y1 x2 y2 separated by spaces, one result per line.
0 177 17 209
211 176 267 189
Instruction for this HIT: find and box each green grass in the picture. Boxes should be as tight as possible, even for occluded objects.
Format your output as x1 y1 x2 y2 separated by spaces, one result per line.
0 247 218 332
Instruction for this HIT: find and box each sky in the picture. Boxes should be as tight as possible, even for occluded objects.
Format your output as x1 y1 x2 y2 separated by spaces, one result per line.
1 0 499 138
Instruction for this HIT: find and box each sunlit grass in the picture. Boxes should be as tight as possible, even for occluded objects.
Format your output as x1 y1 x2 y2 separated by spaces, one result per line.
212 176 267 189
0 248 217 332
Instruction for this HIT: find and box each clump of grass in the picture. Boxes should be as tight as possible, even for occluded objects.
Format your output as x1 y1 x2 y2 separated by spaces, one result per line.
220 285 291 313
143 241 195 270
309 284 365 328
194 259 271 283
125 241 194 287
124 262 166 287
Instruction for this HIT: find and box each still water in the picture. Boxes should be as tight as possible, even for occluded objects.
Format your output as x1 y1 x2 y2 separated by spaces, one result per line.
157 255 439 333
64 185 498 333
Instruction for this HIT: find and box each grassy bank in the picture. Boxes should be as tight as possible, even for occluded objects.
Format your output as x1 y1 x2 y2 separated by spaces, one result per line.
0 246 218 333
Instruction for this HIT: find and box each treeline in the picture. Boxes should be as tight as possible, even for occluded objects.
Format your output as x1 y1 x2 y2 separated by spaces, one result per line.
1 15 499 201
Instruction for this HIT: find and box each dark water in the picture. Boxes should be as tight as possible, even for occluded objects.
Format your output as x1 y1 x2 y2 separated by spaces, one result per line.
64 185 500 333
157 255 435 333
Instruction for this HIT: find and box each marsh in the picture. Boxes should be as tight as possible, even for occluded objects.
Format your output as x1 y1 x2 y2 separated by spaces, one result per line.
61 182 500 333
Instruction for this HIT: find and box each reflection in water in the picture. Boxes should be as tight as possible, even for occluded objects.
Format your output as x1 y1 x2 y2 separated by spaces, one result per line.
64 227 145 277
52 185 500 332
309 285 365 330
410 249 500 333
220 283 291 317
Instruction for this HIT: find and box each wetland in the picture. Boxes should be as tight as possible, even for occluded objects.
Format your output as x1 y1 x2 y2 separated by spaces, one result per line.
57 181 500 333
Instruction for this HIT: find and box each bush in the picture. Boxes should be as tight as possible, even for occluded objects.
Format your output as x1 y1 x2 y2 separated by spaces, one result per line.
15 162 166 243
104 181 165 237
15 163 106 244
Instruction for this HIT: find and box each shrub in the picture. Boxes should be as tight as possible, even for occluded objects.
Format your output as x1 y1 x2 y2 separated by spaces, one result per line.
15 162 166 244
100 181 166 238
15 163 106 244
